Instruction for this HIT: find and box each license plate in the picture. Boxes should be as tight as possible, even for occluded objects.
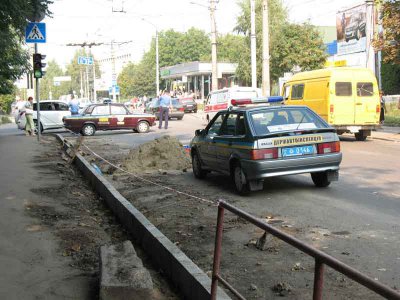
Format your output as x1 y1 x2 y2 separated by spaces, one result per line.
282 145 314 157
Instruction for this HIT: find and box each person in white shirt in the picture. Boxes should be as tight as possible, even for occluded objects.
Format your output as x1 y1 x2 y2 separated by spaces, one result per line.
24 97 35 136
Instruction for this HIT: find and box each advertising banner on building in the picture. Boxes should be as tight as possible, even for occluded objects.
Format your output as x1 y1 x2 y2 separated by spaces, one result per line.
336 3 367 55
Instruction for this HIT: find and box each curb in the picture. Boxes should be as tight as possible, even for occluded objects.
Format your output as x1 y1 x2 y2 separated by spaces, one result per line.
372 137 399 142
55 134 231 300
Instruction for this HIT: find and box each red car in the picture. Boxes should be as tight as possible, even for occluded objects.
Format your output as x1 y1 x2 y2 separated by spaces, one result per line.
63 103 156 136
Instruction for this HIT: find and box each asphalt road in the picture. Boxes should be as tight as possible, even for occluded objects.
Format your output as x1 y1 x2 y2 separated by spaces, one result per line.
68 112 400 293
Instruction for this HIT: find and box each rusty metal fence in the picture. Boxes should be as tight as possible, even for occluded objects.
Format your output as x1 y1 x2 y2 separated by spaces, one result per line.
210 200 400 300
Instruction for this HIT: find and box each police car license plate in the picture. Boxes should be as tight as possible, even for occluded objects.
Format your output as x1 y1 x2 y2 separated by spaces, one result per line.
282 145 314 157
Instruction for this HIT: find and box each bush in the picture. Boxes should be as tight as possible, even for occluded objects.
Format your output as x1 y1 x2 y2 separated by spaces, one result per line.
385 102 400 126
1 116 12 124
381 62 400 95
0 94 15 114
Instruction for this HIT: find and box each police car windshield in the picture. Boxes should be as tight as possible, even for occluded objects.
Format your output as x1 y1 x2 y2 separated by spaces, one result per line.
249 107 328 136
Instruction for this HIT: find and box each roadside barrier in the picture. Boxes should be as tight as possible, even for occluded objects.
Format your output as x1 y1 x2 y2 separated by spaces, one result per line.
210 200 400 300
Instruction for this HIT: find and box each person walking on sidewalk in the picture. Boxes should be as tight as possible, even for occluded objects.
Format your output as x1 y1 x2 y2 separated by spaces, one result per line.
158 90 172 129
24 97 36 136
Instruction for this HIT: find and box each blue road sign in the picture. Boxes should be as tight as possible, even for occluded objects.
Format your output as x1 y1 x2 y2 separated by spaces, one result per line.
25 22 46 43
78 56 94 65
108 86 120 95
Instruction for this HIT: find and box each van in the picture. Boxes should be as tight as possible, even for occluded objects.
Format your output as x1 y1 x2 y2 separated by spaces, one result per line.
204 87 262 122
282 67 380 141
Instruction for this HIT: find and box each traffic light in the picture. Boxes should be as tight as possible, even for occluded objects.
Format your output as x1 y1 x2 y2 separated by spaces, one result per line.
33 53 46 78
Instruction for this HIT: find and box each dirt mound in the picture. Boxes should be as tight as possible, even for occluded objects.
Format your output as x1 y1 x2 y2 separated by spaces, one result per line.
122 135 191 173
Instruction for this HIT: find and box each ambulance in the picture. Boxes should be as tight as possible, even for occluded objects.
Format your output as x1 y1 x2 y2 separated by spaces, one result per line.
282 67 380 141
204 86 262 123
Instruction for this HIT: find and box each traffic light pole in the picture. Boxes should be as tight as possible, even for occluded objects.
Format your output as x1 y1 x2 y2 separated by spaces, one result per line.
34 43 41 141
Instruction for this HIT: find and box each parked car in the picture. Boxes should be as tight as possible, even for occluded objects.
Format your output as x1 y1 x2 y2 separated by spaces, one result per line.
345 12 366 42
190 101 342 195
63 103 156 136
144 98 185 120
179 97 198 113
17 100 71 132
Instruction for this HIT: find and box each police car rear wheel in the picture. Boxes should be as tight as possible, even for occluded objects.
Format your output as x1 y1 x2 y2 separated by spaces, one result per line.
137 121 150 133
192 152 207 179
311 172 331 187
82 124 95 136
233 163 250 195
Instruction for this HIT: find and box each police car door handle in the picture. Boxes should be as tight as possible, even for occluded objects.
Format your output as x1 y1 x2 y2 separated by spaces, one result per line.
356 102 363 105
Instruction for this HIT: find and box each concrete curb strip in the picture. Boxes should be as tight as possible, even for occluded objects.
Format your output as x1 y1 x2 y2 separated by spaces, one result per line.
56 134 231 300
100 241 155 300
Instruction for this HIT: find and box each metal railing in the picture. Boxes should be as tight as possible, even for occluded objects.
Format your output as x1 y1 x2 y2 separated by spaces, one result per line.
210 200 400 300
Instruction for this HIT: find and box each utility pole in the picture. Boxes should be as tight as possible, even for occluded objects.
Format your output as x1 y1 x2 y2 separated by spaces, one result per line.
262 0 271 96
141 18 160 96
111 40 117 102
80 68 84 98
34 43 41 141
210 0 218 91
155 29 160 95
251 0 257 89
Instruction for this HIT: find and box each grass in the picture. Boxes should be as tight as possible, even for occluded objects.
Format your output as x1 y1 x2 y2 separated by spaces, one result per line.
384 102 400 126
0 115 12 125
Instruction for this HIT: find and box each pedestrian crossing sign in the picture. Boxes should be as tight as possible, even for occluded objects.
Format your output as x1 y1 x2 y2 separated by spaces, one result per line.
25 22 46 43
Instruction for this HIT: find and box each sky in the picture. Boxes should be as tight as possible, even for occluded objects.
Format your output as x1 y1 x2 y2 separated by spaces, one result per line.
39 0 364 69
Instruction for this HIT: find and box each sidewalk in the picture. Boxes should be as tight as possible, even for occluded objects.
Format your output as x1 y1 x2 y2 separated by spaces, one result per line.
0 124 91 299
373 125 400 142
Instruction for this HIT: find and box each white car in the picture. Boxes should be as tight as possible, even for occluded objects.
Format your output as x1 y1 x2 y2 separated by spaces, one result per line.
17 100 71 132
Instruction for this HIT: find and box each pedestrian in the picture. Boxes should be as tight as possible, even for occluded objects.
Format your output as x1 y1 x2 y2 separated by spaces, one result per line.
158 90 172 129
24 97 35 136
69 94 80 115
379 90 386 124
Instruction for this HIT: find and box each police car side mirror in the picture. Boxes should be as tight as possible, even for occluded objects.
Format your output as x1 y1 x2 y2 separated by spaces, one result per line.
195 129 204 136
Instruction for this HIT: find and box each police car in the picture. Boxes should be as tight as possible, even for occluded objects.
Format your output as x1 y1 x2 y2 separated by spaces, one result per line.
190 97 342 194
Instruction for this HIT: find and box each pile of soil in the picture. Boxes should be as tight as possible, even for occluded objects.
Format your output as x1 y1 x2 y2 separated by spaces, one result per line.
122 135 191 173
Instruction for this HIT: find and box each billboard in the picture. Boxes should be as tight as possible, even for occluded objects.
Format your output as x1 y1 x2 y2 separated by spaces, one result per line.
336 4 367 55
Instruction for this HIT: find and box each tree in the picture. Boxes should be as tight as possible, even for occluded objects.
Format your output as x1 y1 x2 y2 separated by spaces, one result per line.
39 60 69 100
157 28 211 67
64 49 100 98
218 34 247 63
118 28 212 97
234 0 327 85
373 0 400 65
0 0 52 94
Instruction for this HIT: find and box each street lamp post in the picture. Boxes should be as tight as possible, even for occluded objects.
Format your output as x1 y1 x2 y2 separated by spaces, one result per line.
141 18 160 96
190 1 218 91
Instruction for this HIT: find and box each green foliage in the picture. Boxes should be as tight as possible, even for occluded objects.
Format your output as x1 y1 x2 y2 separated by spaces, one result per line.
381 61 400 95
385 105 400 126
373 0 400 65
0 0 52 95
1 116 12 124
235 0 327 85
218 34 247 63
158 28 211 67
0 93 15 114
40 60 68 100
118 27 213 97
